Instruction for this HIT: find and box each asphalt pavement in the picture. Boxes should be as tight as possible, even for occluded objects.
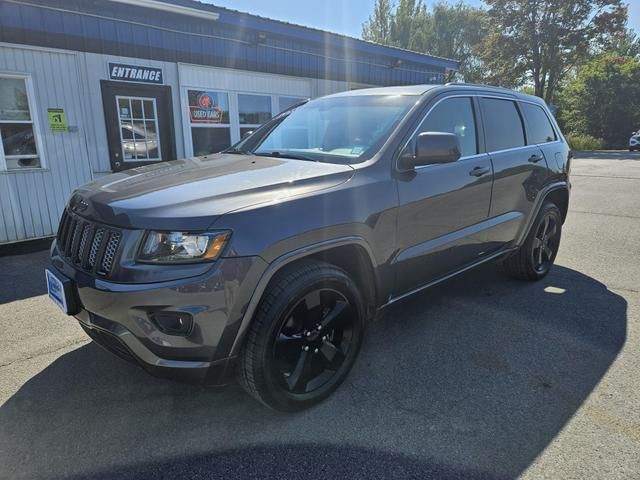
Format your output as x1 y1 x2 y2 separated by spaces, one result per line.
1 151 639 479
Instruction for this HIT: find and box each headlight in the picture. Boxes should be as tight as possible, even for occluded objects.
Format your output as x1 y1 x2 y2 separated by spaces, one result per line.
138 231 230 263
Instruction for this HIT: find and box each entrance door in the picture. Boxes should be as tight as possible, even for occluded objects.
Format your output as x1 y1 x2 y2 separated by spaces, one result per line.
100 80 176 172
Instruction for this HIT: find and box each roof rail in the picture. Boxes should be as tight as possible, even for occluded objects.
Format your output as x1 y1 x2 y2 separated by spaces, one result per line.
444 82 516 93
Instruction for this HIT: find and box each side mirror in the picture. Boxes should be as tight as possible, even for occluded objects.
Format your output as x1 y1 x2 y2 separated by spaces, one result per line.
399 132 461 170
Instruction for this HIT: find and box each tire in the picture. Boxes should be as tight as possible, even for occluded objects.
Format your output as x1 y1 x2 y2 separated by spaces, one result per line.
503 202 562 281
237 259 366 411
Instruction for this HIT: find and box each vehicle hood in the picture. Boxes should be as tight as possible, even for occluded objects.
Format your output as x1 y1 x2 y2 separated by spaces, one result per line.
71 154 355 230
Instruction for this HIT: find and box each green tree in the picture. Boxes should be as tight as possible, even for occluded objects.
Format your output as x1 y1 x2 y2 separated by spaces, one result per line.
361 0 393 45
362 0 488 82
559 55 640 148
363 0 424 49
481 0 628 103
609 28 640 58
419 2 488 82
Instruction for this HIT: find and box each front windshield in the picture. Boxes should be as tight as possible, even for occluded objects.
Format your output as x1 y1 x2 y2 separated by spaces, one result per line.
252 94 416 164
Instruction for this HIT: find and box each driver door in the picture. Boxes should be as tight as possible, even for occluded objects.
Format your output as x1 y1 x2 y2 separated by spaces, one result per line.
393 95 493 295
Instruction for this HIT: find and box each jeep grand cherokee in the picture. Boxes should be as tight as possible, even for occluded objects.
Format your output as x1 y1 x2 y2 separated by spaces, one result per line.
47 84 570 411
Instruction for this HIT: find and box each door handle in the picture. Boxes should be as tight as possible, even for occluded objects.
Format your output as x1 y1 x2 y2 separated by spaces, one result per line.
528 154 543 163
469 166 490 177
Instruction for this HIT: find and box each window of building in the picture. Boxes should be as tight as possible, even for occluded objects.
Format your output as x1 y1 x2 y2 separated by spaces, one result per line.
0 75 42 170
188 90 231 156
480 98 526 152
416 97 478 157
521 102 557 144
278 96 306 114
239 94 271 139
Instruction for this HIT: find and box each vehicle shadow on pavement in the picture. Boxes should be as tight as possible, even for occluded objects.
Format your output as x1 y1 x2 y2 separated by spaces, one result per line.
0 264 627 479
0 248 50 304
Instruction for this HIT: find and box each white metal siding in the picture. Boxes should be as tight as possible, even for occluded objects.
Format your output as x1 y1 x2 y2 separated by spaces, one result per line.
0 44 92 243
179 64 314 97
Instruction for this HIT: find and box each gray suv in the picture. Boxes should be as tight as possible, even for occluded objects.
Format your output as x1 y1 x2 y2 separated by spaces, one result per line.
47 84 570 411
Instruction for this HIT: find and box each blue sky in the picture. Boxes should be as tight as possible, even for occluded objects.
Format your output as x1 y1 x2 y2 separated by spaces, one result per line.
207 0 640 40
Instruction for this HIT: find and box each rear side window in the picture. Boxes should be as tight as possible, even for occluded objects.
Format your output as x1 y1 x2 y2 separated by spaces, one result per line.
521 102 557 144
417 97 477 157
480 98 525 152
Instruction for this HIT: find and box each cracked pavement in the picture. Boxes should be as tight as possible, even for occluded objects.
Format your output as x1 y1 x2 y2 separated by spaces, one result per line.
1 151 639 479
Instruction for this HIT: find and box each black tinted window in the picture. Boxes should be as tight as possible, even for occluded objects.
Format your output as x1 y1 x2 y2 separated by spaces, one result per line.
418 97 477 157
521 102 557 144
480 98 525 151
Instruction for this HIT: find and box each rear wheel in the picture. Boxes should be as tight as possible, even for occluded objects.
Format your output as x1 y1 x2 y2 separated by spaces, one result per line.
503 202 562 281
237 260 365 411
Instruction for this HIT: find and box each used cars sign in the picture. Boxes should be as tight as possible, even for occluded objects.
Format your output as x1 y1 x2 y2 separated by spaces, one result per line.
108 62 163 84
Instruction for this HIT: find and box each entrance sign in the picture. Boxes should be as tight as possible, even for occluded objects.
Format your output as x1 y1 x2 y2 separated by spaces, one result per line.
108 62 163 84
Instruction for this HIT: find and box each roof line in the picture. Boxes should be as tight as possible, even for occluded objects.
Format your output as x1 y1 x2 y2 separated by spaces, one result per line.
5 0 449 77
151 0 460 69
110 0 220 20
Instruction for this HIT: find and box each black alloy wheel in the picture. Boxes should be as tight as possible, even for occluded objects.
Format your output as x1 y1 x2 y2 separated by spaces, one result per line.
273 288 355 395
237 260 365 411
531 211 560 275
503 201 562 281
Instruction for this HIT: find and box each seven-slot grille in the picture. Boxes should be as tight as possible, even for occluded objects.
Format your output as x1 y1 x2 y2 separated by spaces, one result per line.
56 209 122 276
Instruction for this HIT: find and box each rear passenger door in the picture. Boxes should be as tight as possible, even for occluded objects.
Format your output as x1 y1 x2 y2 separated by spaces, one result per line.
479 97 548 251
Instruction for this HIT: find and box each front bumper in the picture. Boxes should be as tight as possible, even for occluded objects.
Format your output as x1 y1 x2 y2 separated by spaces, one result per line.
76 310 236 384
50 241 267 385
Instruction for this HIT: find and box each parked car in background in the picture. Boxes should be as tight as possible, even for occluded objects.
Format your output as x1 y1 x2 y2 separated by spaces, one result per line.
46 84 571 411
630 131 640 151
121 123 159 160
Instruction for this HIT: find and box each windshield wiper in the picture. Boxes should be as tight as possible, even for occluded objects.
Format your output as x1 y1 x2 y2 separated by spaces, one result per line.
253 151 317 162
222 147 249 155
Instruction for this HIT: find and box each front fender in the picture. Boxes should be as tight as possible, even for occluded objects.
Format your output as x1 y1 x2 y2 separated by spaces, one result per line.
227 236 377 357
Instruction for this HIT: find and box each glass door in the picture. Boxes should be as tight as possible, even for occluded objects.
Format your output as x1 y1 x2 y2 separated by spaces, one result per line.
116 96 162 162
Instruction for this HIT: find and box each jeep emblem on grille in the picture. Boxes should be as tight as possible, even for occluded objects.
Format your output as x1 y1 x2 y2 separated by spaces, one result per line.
71 195 89 212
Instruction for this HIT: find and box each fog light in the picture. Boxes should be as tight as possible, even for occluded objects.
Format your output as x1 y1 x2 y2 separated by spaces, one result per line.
150 312 194 336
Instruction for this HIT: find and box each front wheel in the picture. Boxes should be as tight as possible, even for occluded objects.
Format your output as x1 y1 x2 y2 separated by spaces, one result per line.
503 202 562 281
237 260 365 411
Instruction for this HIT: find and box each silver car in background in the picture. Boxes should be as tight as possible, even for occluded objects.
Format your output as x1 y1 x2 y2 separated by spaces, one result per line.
630 131 640 151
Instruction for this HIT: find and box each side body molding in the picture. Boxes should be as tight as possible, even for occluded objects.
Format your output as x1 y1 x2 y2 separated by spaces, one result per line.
229 236 378 356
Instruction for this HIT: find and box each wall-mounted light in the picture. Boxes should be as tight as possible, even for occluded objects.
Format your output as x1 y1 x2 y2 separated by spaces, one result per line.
251 32 268 46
